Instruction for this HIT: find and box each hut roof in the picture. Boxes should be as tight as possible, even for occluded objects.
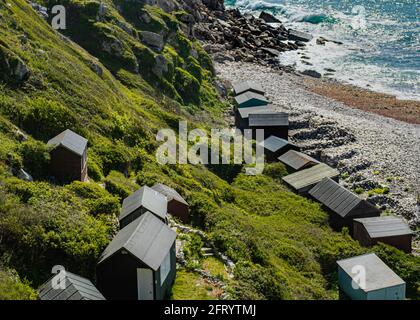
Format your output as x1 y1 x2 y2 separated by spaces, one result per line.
98 212 176 271
248 113 289 127
232 81 264 95
234 92 268 106
283 164 339 191
38 271 105 300
308 178 375 218
354 216 412 238
259 136 297 152
236 105 276 119
47 129 88 156
337 253 405 292
152 183 188 206
278 150 319 170
120 186 167 222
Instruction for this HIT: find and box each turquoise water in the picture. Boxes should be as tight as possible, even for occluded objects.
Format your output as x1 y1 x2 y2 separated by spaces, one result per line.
226 0 419 100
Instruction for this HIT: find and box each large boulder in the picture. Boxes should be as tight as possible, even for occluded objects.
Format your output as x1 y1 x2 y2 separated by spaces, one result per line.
202 0 225 11
288 29 313 42
140 31 164 52
0 45 31 84
259 11 280 23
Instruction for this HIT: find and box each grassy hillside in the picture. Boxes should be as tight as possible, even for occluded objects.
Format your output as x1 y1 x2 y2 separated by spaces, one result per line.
0 0 418 300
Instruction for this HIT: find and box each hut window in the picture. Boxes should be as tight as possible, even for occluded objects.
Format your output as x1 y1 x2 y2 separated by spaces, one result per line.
160 251 171 285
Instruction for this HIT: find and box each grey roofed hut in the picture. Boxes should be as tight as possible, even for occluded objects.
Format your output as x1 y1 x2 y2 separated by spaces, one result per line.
337 253 405 300
232 81 265 96
283 163 339 196
38 270 105 300
278 150 319 171
234 91 269 108
152 183 189 223
235 105 275 129
353 216 412 253
258 135 299 162
47 129 88 182
96 212 177 300
248 112 289 140
308 177 380 231
120 186 168 229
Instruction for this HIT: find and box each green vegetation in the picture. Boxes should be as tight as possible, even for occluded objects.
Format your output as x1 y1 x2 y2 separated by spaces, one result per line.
0 0 418 300
368 186 390 197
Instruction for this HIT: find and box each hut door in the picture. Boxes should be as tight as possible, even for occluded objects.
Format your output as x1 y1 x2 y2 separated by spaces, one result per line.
137 268 154 300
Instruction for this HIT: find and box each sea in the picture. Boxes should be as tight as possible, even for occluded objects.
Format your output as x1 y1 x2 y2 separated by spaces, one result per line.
225 0 420 101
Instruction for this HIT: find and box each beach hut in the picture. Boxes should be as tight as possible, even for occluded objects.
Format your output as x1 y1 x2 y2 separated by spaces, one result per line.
234 92 269 108
353 216 412 253
232 81 265 96
96 212 177 300
234 105 275 129
308 178 381 231
38 270 105 300
120 186 168 229
278 150 319 172
152 183 189 223
258 135 300 162
248 112 289 140
282 164 339 196
47 129 88 182
337 253 406 300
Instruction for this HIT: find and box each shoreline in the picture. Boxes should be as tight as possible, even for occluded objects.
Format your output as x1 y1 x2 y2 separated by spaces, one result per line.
216 61 420 240
301 75 420 125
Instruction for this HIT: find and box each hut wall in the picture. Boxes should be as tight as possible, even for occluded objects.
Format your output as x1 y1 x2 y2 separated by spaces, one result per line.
168 200 189 223
50 146 84 182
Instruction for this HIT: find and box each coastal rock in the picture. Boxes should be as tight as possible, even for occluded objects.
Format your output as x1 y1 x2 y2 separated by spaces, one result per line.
152 54 168 77
259 11 281 23
288 29 313 42
301 69 322 78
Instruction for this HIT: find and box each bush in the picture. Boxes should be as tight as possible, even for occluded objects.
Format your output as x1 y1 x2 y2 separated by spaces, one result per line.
22 97 78 141
0 268 37 300
174 68 200 105
104 170 139 200
18 140 50 179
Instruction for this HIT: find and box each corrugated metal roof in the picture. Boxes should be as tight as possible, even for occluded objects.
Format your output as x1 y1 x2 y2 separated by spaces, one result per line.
234 92 268 106
354 216 412 238
337 253 405 292
237 105 276 119
232 81 264 95
98 212 176 271
278 150 319 170
152 183 188 206
309 178 365 217
283 164 339 191
38 271 105 300
258 136 296 152
47 129 88 156
248 113 289 127
120 186 167 221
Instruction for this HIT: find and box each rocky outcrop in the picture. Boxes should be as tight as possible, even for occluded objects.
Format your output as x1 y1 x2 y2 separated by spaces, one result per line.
140 31 164 52
0 45 31 84
259 11 281 23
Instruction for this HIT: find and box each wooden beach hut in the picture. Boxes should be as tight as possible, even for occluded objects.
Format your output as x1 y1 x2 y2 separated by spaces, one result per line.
47 129 88 182
38 270 105 300
258 135 300 162
96 212 176 300
337 253 406 300
353 216 412 253
234 105 275 129
248 112 289 140
152 183 189 223
234 92 269 108
232 81 265 96
282 164 339 196
120 186 168 229
308 178 381 231
278 150 319 172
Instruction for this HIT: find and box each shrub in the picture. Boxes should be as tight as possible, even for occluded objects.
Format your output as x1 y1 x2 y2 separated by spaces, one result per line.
22 97 77 141
104 170 139 200
18 140 50 179
0 268 37 300
174 68 200 105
